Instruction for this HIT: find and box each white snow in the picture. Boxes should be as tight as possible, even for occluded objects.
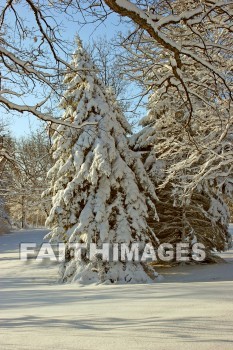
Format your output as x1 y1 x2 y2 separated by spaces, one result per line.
0 227 233 349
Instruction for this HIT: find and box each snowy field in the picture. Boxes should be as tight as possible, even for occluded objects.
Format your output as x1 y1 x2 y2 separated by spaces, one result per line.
0 226 233 350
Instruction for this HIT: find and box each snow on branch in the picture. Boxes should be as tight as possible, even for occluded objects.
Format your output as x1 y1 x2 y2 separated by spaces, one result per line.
0 95 98 130
104 0 233 123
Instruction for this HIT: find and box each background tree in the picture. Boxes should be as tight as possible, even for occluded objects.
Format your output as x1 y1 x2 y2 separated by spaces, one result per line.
131 88 232 261
1 130 53 228
0 122 11 233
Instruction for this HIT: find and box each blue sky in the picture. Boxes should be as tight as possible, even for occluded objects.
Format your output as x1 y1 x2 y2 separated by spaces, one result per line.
2 5 130 138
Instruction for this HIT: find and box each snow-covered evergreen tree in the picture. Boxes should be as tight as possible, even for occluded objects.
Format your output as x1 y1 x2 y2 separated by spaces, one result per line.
44 39 159 283
131 88 232 261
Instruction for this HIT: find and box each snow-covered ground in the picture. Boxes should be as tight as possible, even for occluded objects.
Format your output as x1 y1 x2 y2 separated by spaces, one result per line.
0 227 233 350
